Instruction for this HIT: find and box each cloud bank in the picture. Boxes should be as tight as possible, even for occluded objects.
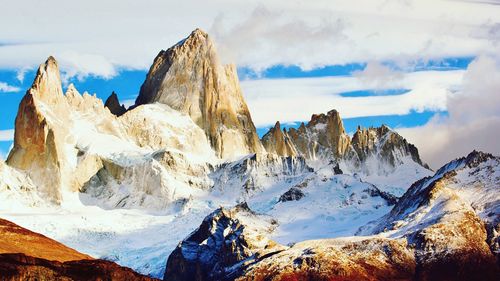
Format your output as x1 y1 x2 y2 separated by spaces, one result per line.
397 56 500 168
0 0 499 78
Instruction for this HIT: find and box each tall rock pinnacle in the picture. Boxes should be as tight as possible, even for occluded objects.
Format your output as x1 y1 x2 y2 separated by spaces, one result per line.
261 121 298 157
7 57 70 203
135 28 263 159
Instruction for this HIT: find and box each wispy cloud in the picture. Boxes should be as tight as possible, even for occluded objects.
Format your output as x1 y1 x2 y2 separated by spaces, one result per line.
0 129 14 141
0 82 20 93
241 69 463 127
353 61 403 90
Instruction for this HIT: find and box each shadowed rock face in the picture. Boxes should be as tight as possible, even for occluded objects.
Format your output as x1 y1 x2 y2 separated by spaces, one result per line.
0 218 158 281
135 28 263 159
104 92 127 116
0 254 159 281
164 203 284 281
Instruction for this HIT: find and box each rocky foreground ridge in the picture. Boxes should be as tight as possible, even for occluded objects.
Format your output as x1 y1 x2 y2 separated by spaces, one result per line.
0 218 158 280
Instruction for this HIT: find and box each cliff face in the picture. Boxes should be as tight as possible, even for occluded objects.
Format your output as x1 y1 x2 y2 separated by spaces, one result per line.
164 203 284 281
6 57 71 203
261 122 298 157
135 28 263 159
104 91 127 116
6 58 127 204
287 110 351 160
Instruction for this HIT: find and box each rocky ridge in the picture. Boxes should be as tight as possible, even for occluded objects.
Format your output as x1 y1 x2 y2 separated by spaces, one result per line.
105 91 127 116
262 110 427 175
165 150 500 281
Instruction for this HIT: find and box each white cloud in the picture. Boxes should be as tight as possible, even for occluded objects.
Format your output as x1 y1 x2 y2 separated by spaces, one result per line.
209 5 348 70
15 67 30 83
0 82 20 93
397 56 500 168
0 0 499 77
0 129 14 141
353 61 404 90
241 70 463 127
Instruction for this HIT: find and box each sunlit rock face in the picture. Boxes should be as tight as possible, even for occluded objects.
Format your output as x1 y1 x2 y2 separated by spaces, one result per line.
6 57 128 204
135 28 264 159
7 57 71 203
261 121 298 157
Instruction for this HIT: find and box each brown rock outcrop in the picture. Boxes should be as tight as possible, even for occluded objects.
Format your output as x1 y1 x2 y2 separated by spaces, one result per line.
239 238 416 281
282 110 352 160
261 122 298 157
0 218 90 262
0 254 159 281
135 28 263 159
0 218 158 280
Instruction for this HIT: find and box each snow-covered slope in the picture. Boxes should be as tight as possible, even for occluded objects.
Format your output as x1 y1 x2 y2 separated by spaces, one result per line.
359 151 500 257
165 151 499 281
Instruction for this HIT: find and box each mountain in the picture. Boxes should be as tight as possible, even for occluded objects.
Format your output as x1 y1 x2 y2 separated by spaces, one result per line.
135 28 263 159
0 29 495 281
165 150 499 281
262 110 427 173
0 217 158 280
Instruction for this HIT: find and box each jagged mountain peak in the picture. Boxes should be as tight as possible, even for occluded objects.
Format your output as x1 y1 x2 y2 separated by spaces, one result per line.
262 108 427 175
29 56 65 106
436 150 495 175
261 121 298 157
134 29 263 159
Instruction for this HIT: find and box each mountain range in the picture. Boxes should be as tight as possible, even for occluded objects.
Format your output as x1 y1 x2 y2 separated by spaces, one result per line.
0 29 498 281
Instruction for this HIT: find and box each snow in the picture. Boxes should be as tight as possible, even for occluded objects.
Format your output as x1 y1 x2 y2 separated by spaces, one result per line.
0 95 436 278
0 153 407 278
